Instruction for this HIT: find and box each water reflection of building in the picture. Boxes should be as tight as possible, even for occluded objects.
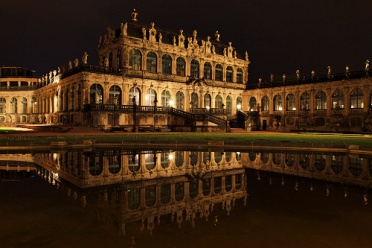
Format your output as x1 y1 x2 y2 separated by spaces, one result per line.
242 150 372 204
0 154 37 181
243 151 372 187
32 149 247 235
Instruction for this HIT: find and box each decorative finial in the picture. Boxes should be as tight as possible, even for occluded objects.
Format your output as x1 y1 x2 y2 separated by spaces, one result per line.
215 31 220 42
131 8 138 22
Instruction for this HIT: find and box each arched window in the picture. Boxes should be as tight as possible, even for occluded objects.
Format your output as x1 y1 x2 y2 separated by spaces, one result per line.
90 84 103 104
204 62 212 79
129 49 142 70
161 90 171 107
31 97 36 114
71 87 75 110
315 91 327 110
146 52 157 73
128 188 140 210
108 153 121 174
300 91 310 110
117 49 122 68
332 89 344 109
236 68 243 84
109 85 121 105
350 88 363 109
226 96 232 115
249 97 256 111
162 54 172 74
160 152 170 169
129 87 140 105
175 151 184 167
215 64 223 81
261 95 269 111
176 57 185 76
176 91 184 109
214 152 222 164
273 94 282 111
226 66 233 82
21 97 27 114
191 92 198 109
286 93 296 111
145 88 157 106
215 95 223 108
0 97 6 113
160 184 171 204
145 185 156 207
64 89 69 111
10 97 17 113
204 94 211 108
145 153 156 170
225 152 232 162
190 59 199 78
237 96 242 111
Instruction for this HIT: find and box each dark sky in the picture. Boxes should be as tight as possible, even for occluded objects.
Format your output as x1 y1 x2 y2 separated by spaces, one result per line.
1 0 371 82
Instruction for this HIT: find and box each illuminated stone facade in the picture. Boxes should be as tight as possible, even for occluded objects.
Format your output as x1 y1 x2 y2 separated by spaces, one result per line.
0 10 371 133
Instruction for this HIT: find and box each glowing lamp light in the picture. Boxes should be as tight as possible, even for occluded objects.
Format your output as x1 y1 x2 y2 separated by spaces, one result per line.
169 100 174 106
278 106 282 111
237 104 241 110
168 153 174 161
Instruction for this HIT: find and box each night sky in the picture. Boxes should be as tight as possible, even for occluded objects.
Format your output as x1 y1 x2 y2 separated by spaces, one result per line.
1 0 371 83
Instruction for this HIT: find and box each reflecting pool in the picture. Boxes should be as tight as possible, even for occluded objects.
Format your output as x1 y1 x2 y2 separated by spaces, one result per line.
1 147 372 247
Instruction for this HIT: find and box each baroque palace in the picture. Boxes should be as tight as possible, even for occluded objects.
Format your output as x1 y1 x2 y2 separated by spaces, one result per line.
0 9 371 133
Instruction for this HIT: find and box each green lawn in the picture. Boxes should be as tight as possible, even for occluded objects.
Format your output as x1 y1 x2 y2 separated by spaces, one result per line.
1 130 371 149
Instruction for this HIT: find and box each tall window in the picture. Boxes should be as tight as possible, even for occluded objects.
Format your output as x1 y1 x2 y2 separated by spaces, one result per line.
90 84 103 104
273 94 282 111
332 89 344 109
226 96 232 115
109 85 121 105
22 97 27 114
176 91 184 110
350 88 363 109
215 64 223 81
204 62 212 79
204 94 211 108
190 59 199 78
237 96 242 110
176 57 185 76
146 52 157 73
215 95 223 108
226 66 233 82
162 54 172 74
236 68 243 84
31 97 36 114
161 90 171 107
10 97 17 113
117 49 122 68
129 87 140 105
261 95 269 111
191 93 198 109
315 91 327 110
129 49 142 70
145 88 157 106
286 94 296 111
300 92 310 110
0 97 6 113
249 97 256 111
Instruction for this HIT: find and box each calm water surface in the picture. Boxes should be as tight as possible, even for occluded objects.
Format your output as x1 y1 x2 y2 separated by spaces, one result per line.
1 148 372 248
